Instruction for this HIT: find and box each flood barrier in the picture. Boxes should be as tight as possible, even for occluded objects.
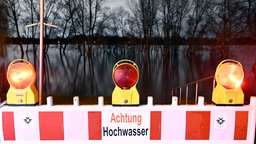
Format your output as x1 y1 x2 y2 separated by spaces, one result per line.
0 96 255 144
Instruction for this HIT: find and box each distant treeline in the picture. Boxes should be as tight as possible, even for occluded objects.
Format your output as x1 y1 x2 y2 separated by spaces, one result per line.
1 0 256 55
5 35 185 45
4 36 256 45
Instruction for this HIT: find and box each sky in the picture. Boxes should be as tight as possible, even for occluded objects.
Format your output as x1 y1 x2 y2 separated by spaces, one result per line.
105 0 128 8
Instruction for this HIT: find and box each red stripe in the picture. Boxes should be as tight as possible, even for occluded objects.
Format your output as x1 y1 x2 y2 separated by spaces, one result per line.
39 112 64 140
186 111 210 140
234 111 248 140
2 112 15 140
88 111 102 140
150 111 161 140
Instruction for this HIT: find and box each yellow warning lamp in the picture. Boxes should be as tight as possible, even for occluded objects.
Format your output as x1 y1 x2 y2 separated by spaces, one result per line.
212 59 244 105
6 59 38 105
112 59 140 106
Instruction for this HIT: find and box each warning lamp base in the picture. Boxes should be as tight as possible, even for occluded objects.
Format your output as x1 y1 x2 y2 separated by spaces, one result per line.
212 103 243 106
7 102 39 106
212 85 244 105
112 86 140 106
7 85 39 106
112 104 140 107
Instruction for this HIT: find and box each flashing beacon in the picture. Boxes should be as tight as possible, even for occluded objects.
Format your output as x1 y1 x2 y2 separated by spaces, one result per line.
212 59 244 105
6 59 38 105
112 59 140 106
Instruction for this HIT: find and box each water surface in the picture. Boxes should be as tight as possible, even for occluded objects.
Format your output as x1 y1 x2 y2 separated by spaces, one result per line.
1 44 255 104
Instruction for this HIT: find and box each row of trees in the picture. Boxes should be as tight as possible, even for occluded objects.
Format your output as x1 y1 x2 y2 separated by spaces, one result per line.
1 0 256 54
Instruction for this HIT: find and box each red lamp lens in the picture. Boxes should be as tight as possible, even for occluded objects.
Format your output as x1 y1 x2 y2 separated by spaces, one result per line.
113 63 139 89
217 63 244 89
7 63 36 89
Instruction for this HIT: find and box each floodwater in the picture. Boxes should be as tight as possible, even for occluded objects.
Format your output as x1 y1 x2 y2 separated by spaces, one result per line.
0 44 255 105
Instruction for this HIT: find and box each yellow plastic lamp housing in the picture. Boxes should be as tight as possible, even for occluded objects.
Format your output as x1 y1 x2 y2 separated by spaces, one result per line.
212 59 244 105
6 59 38 106
112 59 140 106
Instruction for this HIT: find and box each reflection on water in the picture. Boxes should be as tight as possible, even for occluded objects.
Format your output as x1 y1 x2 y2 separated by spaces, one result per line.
0 44 255 104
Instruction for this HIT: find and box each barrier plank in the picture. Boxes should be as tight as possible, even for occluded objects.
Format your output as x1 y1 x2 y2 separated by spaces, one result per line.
150 111 161 140
39 112 64 140
234 111 248 140
2 112 15 140
88 111 102 140
186 111 211 140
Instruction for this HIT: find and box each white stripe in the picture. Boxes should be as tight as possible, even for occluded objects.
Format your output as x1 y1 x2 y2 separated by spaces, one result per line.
63 110 88 140
209 110 235 140
14 110 40 140
161 110 186 140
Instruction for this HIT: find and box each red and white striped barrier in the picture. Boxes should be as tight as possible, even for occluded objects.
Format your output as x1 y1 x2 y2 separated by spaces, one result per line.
0 96 255 144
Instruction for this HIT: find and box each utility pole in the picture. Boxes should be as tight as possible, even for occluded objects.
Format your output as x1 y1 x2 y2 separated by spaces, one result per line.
26 0 58 105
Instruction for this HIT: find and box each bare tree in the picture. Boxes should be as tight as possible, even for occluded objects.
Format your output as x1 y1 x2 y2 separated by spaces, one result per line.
207 0 245 57
128 0 159 52
4 0 24 57
44 0 63 38
75 0 106 54
159 0 189 53
159 0 176 51
243 0 256 40
174 0 190 36
0 1 8 56
95 7 111 36
109 6 130 37
88 0 104 37
55 0 80 53
185 0 212 54
58 0 79 38
23 0 39 40
186 0 212 40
